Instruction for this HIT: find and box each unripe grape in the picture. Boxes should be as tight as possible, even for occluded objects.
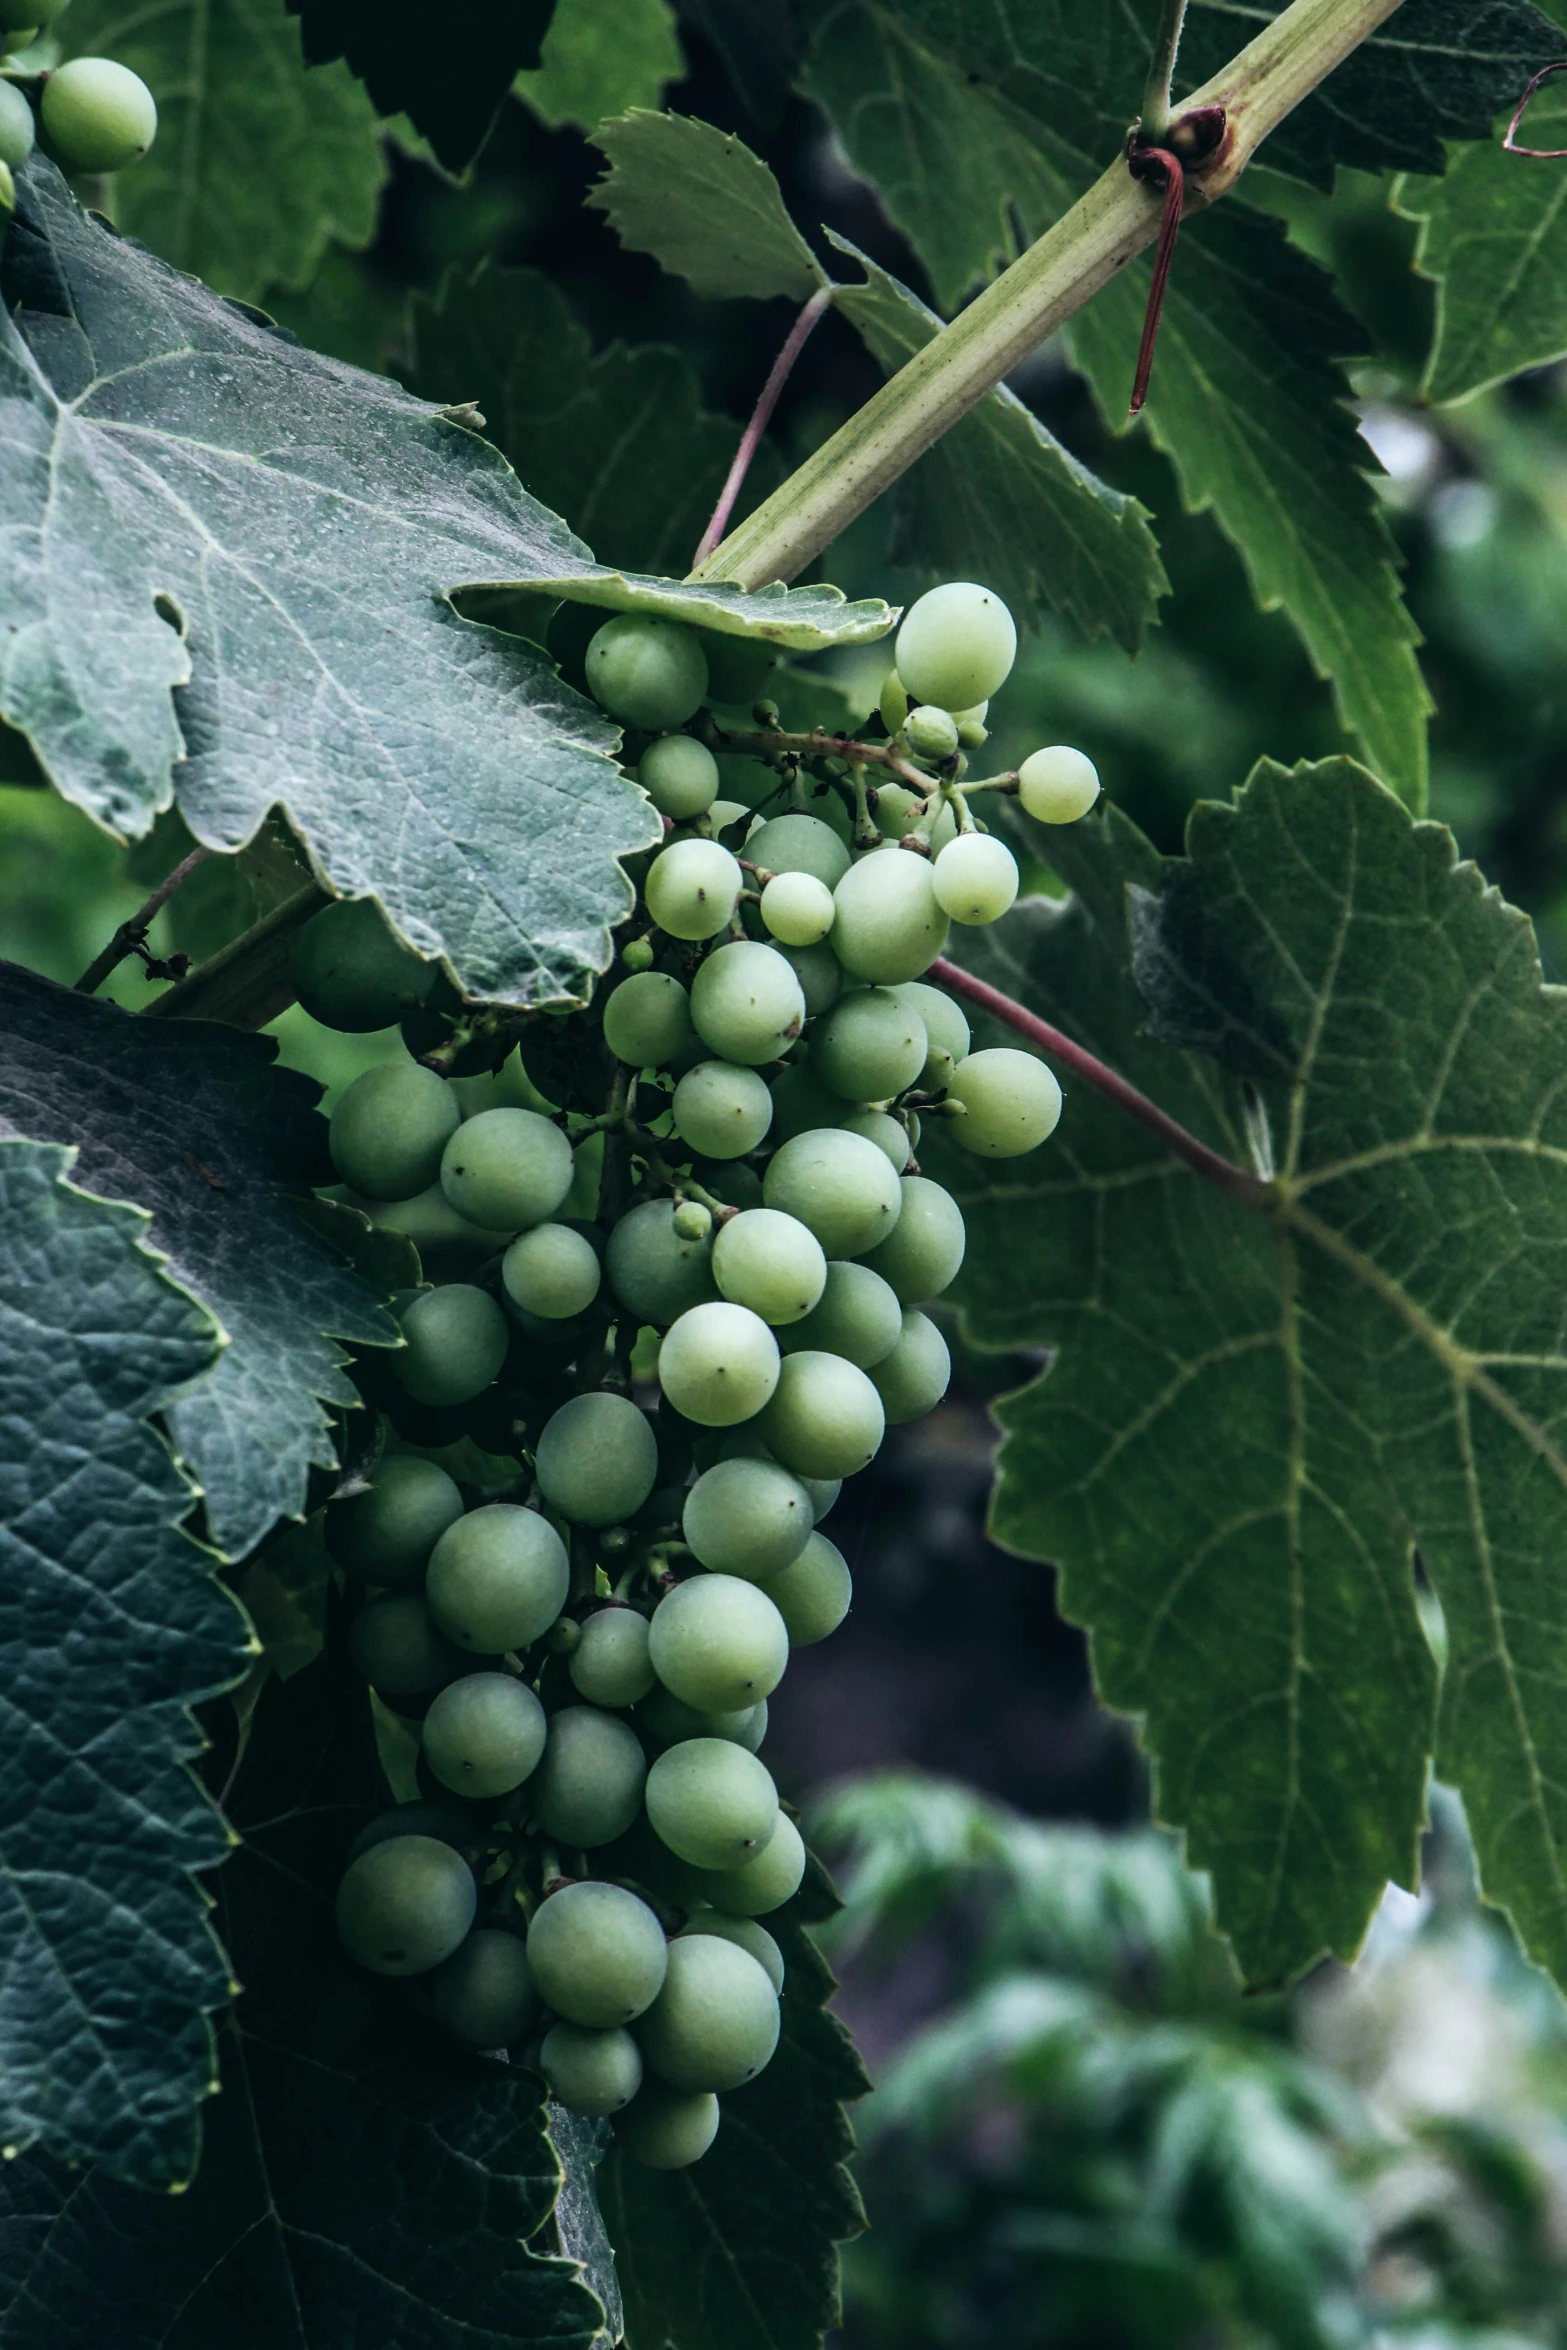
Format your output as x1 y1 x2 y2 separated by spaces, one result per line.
426 1504 570 1652
622 937 656 974
289 897 433 1033
679 1912 784 1992
747 812 850 889
529 1706 648 1845
690 940 805 1065
948 1047 1063 1156
535 1392 659 1526
638 1686 767 1749
644 838 742 940
761 870 835 947
658 1301 780 1427
1018 745 1101 824
349 1593 465 1696
42 57 157 173
0 81 34 169
646 1737 779 1870
758 1349 885 1479
802 1475 841 1521
439 1106 573 1232
765 1530 852 1644
586 613 708 730
635 1934 779 2092
769 1061 849 1144
905 704 959 760
395 1283 509 1405
699 629 779 705
671 1059 774 1159
433 1929 541 2048
648 1572 789 1712
603 971 694 1068
839 1108 912 1170
869 1308 951 1422
542 2022 643 2115
706 798 752 834
862 1175 966 1303
779 1259 902 1369
615 2083 720 2169
638 733 719 820
326 1454 463 1584
712 1207 826 1326
330 1062 460 1199
813 987 927 1102
336 1835 476 1976
526 1880 668 2025
763 1128 903 1260
607 1198 718 1325
953 701 989 747
683 1456 813 1579
570 1607 656 1707
893 981 970 1087
423 1671 546 1798
502 1222 601 1320
773 937 843 1016
360 1181 499 1278
878 668 909 734
933 832 1019 925
672 1198 713 1243
895 582 1016 712
684 1810 805 1916
831 848 950 985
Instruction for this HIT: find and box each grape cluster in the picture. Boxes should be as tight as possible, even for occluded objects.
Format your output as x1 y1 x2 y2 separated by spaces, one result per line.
303 581 1100 2170
0 0 158 192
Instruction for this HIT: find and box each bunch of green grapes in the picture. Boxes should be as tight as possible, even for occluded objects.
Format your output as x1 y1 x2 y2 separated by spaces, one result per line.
0 0 159 191
302 581 1099 2171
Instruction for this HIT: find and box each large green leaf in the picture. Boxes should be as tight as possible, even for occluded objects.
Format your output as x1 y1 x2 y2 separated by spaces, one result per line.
517 0 684 129
0 162 888 1007
0 962 396 1557
0 1138 251 2185
589 109 827 301
290 0 556 170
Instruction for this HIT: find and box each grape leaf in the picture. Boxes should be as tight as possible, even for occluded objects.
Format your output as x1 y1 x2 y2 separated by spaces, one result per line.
0 1138 251 2185
288 0 557 172
517 0 685 130
672 0 800 125
588 109 827 301
0 961 397 1559
57 0 387 304
0 163 889 1010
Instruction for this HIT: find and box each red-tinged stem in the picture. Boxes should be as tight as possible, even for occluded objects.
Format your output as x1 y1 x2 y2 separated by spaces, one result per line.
928 957 1275 1207
692 284 836 569
1505 61 1567 156
1128 148 1186 416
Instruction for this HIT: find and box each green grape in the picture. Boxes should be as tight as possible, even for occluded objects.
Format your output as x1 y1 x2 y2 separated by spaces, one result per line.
932 832 1019 925
878 669 909 734
622 938 656 975
326 1454 464 1584
336 1834 476 1976
347 1802 477 1867
872 782 924 842
683 1456 813 1579
425 1503 570 1652
779 1259 902 1369
585 613 708 730
706 797 752 834
606 1199 719 1325
672 1198 712 1244
615 2082 720 2169
760 870 835 948
525 1879 668 2025
683 1811 804 1916
1018 745 1101 824
638 734 719 820
0 80 33 169
895 582 1017 712
637 1686 766 1749
948 1047 1063 1156
711 1208 827 1326
360 1183 500 1280
813 987 927 1102
862 1175 966 1303
678 1912 784 1993
348 1593 464 1696
635 1934 779 2092
423 1671 547 1798
330 1062 460 1199
757 1349 886 1479
769 1061 849 1144
644 839 743 941
433 1928 541 2048
535 1392 660 1526
658 1301 780 1426
893 982 970 1088
439 1106 574 1232
773 937 843 1017
502 1223 602 1319
870 1308 952 1422
802 1474 841 1521
395 1283 509 1405
953 700 989 747
602 971 693 1068
530 1705 648 1845
698 629 779 705
288 897 432 1033
839 1108 912 1170
41 57 157 172
648 1572 789 1712
905 704 959 760
541 2022 644 2115
646 1738 779 1870
762 1128 903 1260
570 1607 656 1707
690 941 806 1065
765 1530 852 1645
748 812 850 890
670 1060 774 1160
831 848 950 985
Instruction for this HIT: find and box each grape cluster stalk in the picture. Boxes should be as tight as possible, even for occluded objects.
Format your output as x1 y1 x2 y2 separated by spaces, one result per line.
302 582 1101 2171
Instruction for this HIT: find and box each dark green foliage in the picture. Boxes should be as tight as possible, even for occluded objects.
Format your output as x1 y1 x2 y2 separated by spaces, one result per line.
289 0 558 171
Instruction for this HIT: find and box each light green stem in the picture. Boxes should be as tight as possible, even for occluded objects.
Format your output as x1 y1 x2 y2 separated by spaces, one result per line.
1142 0 1191 137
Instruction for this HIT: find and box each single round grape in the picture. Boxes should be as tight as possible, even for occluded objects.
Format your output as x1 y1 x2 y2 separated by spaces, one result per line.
529 1705 648 1846
326 1455 464 1584
637 1686 767 1750
586 613 708 730
349 1593 464 1695
0 80 34 169
769 1060 850 1144
831 849 950 985
439 1106 573 1232
870 1308 952 1422
673 1198 712 1245
542 2022 643 2115
896 582 1016 712
711 1208 826 1327
646 1738 779 1870
954 698 989 739
348 1802 477 1867
603 971 694 1069
336 1835 476 1976
502 1223 602 1320
813 988 927 1103
774 937 843 1017
948 1047 1063 1156
330 1062 460 1199
622 937 656 974
395 1283 509 1405
683 1457 813 1580
862 1175 966 1303
802 1474 841 1521
649 1572 789 1712
757 1350 886 1479
426 1504 570 1653
615 2083 720 2169
535 1392 660 1526
638 734 719 821
433 1929 541 2048
893 982 970 1087
679 1912 784 1993
779 1259 902 1369
636 1934 779 2092
658 1301 780 1427
698 630 779 705
763 1128 903 1260
42 57 157 173
905 704 959 760
670 1060 774 1160
933 832 1019 925
423 1672 547 1798
760 870 835 947
684 1811 805 1916
747 812 851 889
526 1880 668 2026
289 898 432 1032
606 1198 718 1325
644 839 743 941
690 941 806 1066
839 1108 912 1170
361 1182 499 1280
765 1531 852 1645
706 797 753 834
1018 745 1101 824
570 1608 656 1707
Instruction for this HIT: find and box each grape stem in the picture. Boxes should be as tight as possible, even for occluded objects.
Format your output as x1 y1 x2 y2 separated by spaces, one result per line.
1141 0 1191 137
692 284 836 568
74 844 213 994
929 957 1276 1207
713 720 939 799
